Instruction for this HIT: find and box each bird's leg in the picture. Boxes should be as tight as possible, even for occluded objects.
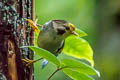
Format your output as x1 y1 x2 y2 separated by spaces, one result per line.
22 58 43 66
22 18 43 66
26 18 42 33
26 19 39 33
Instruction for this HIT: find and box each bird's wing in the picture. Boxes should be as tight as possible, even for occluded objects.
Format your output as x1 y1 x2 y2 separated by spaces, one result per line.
56 40 65 54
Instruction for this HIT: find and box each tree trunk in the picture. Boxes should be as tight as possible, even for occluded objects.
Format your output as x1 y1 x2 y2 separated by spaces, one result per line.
0 0 34 80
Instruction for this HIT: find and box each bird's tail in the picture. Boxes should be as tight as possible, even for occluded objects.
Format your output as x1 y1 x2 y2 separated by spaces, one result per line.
42 59 48 69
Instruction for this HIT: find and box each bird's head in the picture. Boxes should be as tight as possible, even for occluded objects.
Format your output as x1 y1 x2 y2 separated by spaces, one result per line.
52 20 78 38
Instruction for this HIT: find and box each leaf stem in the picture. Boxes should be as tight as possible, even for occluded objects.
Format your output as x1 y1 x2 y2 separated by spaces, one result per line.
34 57 43 63
48 66 67 80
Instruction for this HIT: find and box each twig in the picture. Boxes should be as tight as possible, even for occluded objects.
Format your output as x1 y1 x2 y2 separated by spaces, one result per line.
34 57 44 63
48 66 67 80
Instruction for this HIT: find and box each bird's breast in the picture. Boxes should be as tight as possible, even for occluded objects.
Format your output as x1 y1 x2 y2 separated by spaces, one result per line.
37 31 63 54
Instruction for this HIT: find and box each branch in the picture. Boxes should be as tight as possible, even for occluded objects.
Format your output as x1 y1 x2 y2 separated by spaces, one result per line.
48 66 67 80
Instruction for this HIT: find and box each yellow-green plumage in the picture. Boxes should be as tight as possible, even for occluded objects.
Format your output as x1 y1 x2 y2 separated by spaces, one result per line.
37 20 77 68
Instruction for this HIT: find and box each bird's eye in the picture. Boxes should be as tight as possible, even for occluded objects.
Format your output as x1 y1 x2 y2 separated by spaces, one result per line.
63 25 70 30
65 26 70 30
57 28 65 35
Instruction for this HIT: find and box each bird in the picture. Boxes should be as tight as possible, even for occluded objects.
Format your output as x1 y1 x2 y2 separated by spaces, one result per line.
23 19 78 68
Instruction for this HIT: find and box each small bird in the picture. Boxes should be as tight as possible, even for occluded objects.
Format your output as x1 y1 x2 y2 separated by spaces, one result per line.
23 19 78 68
37 20 78 68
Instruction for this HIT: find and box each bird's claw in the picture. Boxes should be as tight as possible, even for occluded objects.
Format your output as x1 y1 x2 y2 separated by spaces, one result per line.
22 58 35 66
26 18 42 33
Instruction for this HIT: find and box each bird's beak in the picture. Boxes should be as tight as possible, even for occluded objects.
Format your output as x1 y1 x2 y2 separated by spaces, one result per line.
68 23 78 36
71 31 78 36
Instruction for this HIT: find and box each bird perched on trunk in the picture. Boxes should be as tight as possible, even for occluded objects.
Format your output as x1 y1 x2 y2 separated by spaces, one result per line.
23 19 78 68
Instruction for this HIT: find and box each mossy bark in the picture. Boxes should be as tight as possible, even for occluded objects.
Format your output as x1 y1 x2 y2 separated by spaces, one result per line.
0 0 34 80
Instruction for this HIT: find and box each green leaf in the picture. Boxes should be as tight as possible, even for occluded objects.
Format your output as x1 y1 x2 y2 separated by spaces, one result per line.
63 68 94 80
63 36 94 66
28 46 60 67
75 28 87 37
61 59 99 76
34 32 39 46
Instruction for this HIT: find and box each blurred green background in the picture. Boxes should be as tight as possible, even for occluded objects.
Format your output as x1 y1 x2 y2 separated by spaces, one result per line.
34 0 120 80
